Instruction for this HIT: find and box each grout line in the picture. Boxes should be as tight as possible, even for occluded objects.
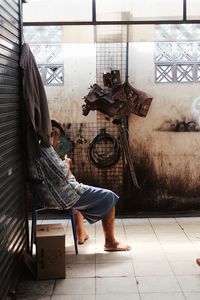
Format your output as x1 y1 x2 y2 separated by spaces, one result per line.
122 219 142 299
175 217 200 248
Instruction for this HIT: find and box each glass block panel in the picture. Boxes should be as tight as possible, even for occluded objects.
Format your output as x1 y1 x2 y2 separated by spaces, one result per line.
155 24 200 42
96 0 183 21
44 65 64 85
23 0 92 22
187 0 200 20
155 43 173 63
30 44 45 64
197 44 200 62
155 65 173 83
30 44 63 65
176 64 194 82
197 65 200 81
174 43 194 62
45 45 63 64
24 26 63 44
37 65 43 78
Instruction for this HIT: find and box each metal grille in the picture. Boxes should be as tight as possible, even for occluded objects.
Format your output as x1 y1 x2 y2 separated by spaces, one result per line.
61 27 128 195
95 27 127 193
0 0 27 299
62 122 123 195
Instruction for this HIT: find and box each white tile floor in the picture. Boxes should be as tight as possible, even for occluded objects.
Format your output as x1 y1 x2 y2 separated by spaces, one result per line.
15 217 200 300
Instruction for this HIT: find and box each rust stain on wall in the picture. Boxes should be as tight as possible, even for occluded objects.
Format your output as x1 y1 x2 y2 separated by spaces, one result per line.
121 147 200 213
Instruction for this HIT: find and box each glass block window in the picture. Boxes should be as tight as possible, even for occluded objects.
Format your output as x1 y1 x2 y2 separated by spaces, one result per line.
44 65 64 85
30 44 64 86
24 26 63 44
155 42 200 83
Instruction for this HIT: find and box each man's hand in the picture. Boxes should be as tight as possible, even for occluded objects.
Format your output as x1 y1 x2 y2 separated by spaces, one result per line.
64 157 73 170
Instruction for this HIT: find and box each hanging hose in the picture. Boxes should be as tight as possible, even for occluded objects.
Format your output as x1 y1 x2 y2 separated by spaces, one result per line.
88 129 121 169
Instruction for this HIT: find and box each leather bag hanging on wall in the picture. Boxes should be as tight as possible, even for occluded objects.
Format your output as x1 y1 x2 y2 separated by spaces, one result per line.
112 81 153 118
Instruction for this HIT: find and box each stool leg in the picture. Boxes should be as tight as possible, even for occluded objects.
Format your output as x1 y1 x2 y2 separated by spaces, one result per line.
69 209 78 255
31 209 37 256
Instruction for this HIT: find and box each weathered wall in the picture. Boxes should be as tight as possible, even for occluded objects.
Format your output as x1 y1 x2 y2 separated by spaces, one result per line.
127 41 200 212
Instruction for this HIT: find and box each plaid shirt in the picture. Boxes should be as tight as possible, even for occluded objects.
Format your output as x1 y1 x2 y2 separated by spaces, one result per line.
29 146 86 210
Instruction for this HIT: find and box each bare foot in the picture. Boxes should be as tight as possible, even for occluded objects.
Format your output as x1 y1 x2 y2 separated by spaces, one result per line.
196 258 200 266
77 233 89 245
104 241 131 252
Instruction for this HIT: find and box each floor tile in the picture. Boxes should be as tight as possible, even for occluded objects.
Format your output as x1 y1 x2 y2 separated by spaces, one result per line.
176 275 200 292
52 295 95 300
149 218 177 224
126 233 159 242
152 225 183 233
181 225 200 233
184 292 200 299
134 261 173 276
136 276 181 293
96 293 140 300
176 217 200 225
16 297 51 300
96 261 134 277
65 253 95 264
53 278 95 295
165 252 197 262
124 225 153 233
123 218 150 225
140 292 185 300
132 251 167 263
170 261 200 275
16 280 54 296
95 251 131 263
66 263 95 277
96 277 138 294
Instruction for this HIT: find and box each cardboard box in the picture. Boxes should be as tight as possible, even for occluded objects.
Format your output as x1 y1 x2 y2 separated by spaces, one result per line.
36 223 66 279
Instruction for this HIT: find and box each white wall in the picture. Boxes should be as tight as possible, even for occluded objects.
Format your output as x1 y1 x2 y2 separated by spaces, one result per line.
46 43 97 124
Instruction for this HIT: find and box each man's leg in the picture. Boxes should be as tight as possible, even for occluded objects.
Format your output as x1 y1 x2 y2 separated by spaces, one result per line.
75 211 89 244
102 207 131 251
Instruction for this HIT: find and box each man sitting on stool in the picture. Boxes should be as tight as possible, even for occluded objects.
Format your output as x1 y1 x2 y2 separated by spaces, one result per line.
30 122 131 252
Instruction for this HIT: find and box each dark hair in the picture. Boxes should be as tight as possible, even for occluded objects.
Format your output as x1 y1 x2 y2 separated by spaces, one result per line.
51 119 65 135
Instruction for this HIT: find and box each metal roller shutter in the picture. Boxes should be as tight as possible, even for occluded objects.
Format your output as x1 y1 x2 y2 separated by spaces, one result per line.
0 0 27 299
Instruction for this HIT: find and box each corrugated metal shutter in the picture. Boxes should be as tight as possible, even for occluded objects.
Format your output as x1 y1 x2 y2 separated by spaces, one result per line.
0 0 28 299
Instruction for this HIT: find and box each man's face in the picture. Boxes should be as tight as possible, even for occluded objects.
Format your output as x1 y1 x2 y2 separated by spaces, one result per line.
51 128 61 147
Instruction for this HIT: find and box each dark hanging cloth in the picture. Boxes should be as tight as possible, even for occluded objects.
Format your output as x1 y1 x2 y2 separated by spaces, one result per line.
20 43 52 160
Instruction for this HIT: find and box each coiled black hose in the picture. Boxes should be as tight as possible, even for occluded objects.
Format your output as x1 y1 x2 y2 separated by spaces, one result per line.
88 131 121 168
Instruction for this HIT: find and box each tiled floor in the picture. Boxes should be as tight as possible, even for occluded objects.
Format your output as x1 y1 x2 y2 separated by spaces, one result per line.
15 217 200 300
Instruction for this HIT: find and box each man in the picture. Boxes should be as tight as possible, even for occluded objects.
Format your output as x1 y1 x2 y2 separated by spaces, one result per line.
30 123 131 252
